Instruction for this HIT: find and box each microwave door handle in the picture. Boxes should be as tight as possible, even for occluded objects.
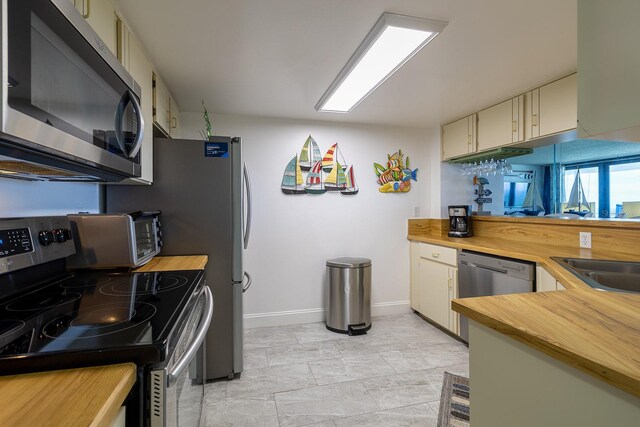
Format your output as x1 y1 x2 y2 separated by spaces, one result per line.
127 92 145 159
242 271 252 293
114 90 130 155
243 162 252 249
114 90 145 159
167 286 213 386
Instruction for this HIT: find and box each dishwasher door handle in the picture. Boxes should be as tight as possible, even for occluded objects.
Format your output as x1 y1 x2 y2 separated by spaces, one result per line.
461 261 508 275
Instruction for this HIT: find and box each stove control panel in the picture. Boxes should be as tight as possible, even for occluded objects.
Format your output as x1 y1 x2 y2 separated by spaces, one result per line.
0 217 75 275
0 228 32 258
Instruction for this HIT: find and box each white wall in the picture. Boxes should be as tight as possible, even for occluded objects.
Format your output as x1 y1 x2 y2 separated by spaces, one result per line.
0 181 100 217
181 113 434 327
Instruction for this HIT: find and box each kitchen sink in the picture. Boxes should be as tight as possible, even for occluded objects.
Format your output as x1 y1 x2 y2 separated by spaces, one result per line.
552 257 640 293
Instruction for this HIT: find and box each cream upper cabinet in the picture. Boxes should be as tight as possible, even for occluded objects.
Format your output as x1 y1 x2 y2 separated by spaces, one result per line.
477 95 524 152
442 114 477 160
126 31 153 184
168 94 181 138
153 74 181 138
153 73 172 137
526 74 577 140
73 0 118 55
578 0 640 141
410 242 459 335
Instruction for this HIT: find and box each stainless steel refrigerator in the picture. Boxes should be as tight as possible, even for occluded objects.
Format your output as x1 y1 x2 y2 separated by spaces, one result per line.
106 136 251 380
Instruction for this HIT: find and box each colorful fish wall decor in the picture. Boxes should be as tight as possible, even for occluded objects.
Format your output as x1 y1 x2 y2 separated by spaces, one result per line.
373 150 418 193
281 135 358 196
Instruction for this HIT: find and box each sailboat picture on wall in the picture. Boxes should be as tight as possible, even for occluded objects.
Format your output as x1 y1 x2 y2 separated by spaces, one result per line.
281 155 306 194
281 137 358 196
564 169 592 216
299 135 322 171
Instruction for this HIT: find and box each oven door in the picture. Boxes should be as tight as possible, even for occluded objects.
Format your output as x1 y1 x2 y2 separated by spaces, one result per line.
2 0 143 179
150 286 213 427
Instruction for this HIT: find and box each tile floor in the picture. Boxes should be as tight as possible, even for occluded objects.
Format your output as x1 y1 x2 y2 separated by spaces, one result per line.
204 313 469 426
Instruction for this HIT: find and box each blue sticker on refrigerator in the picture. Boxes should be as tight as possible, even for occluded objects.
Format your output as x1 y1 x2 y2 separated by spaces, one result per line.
204 142 229 158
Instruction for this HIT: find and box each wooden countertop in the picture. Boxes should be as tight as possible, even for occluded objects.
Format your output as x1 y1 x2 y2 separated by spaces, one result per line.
407 233 639 290
133 255 208 272
0 256 208 426
452 290 640 399
0 363 136 427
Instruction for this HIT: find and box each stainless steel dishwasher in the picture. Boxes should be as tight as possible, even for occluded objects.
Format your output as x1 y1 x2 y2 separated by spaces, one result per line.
457 251 535 342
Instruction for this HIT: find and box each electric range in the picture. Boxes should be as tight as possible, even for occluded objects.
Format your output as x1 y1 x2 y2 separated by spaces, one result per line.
0 216 212 426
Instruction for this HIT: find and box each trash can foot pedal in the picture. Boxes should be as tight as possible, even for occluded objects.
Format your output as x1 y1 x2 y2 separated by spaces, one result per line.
348 323 370 336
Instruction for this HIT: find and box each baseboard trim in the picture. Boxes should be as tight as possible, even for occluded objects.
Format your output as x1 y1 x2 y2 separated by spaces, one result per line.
243 300 411 329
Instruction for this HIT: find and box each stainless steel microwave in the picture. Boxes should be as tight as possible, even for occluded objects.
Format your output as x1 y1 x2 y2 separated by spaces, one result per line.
0 0 144 181
66 212 161 269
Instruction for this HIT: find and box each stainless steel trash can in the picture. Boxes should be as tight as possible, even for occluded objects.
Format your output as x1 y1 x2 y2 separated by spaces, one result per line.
326 257 372 335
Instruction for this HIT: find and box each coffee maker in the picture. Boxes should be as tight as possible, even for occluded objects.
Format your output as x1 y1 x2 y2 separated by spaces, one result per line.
448 205 472 237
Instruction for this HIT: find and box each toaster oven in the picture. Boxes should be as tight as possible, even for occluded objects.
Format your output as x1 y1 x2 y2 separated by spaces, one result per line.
66 212 161 269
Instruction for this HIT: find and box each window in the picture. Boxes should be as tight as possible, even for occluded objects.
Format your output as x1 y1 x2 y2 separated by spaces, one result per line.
610 161 640 218
561 158 640 218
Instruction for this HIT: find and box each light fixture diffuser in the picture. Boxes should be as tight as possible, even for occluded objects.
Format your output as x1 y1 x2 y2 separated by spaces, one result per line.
316 13 447 113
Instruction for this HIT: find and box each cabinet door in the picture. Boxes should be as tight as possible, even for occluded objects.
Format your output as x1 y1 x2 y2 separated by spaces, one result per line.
477 95 524 151
410 242 421 311
538 73 577 136
578 1 640 139
127 33 153 184
153 73 171 136
418 257 450 328
83 0 118 55
536 266 557 292
447 267 459 335
442 115 476 160
169 94 180 138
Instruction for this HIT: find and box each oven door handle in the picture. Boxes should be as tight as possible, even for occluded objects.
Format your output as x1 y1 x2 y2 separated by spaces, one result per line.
167 286 213 386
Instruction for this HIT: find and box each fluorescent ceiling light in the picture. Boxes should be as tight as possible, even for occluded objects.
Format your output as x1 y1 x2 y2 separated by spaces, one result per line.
316 13 447 113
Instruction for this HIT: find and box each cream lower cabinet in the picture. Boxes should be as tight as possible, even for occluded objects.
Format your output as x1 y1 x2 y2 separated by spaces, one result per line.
535 265 566 291
410 242 459 334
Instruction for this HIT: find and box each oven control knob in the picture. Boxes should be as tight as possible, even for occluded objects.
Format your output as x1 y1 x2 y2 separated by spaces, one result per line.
53 229 67 243
38 230 54 246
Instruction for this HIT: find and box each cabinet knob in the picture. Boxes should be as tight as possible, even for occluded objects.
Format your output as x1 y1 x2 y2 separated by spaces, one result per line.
432 252 440 258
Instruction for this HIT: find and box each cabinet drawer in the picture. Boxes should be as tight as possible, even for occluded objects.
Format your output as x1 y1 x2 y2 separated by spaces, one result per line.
418 243 457 266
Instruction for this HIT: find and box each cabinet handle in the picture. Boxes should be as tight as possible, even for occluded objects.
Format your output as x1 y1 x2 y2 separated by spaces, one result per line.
532 114 538 126
82 0 90 18
171 117 177 129
512 120 517 132
432 252 440 258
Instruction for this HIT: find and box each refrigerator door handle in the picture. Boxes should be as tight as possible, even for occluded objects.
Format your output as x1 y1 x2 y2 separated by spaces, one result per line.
242 271 252 293
243 162 252 249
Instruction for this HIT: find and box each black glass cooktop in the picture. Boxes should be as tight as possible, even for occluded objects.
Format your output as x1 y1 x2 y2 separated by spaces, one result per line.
0 269 204 375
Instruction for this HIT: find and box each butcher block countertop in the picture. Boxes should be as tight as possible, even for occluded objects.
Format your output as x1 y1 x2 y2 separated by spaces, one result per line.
133 255 209 272
0 256 208 426
0 363 136 427
452 289 640 399
408 216 640 290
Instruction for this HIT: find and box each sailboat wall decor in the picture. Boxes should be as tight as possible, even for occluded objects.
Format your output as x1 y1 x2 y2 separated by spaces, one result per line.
281 155 306 194
299 135 322 171
564 169 592 215
281 136 358 196
374 150 418 193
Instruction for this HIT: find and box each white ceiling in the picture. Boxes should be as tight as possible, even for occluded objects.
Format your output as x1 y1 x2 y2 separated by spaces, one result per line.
113 0 577 129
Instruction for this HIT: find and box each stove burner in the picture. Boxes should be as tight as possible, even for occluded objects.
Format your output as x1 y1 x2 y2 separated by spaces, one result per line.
42 302 157 339
6 292 81 312
100 274 189 296
60 276 112 289
0 319 25 336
